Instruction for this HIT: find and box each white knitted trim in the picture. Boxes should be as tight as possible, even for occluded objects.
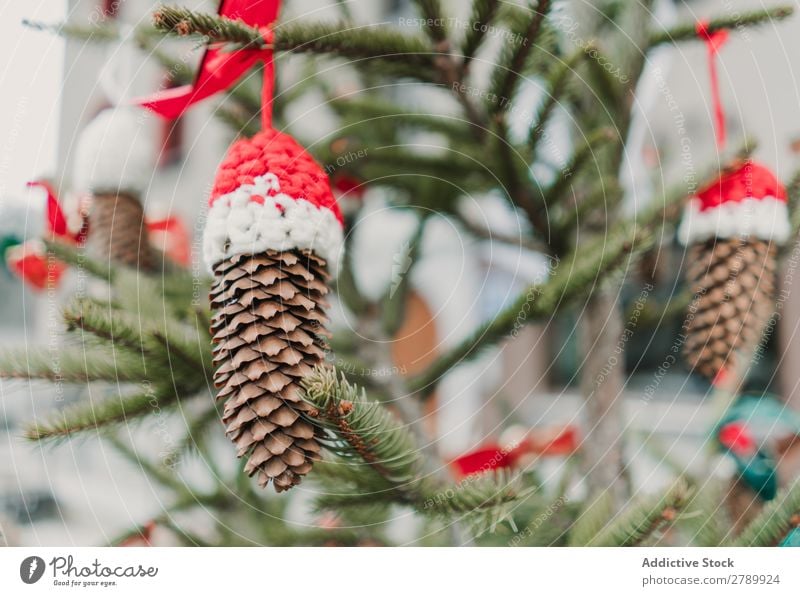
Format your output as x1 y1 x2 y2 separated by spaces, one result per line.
203 174 343 274
677 196 790 245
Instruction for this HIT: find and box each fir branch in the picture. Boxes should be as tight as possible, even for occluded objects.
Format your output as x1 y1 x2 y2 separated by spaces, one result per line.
732 480 800 546
587 479 691 546
553 177 622 233
649 6 793 47
490 0 552 114
681 480 731 547
330 97 476 141
419 470 530 535
408 204 661 394
278 22 431 65
63 299 146 354
24 386 177 442
567 490 614 546
302 367 421 487
22 18 122 42
583 45 624 105
537 127 616 211
167 402 222 463
364 146 490 180
460 0 502 70
152 5 433 66
0 347 145 383
105 434 186 492
152 5 261 47
784 168 800 246
149 328 214 382
528 49 584 152
44 240 111 282
412 0 448 43
381 215 429 336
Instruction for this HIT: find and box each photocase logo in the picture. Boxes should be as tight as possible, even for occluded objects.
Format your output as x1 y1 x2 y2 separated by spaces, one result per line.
20 556 45 584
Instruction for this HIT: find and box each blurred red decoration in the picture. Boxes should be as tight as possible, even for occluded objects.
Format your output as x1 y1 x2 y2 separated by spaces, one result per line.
118 521 156 547
450 425 579 479
6 181 86 291
147 215 191 266
6 244 67 291
719 421 758 457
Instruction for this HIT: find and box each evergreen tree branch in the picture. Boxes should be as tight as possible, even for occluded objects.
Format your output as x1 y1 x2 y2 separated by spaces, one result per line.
527 49 584 153
587 479 691 546
567 490 614 546
152 4 262 47
537 127 616 212
213 104 260 138
63 299 146 355
44 240 111 282
330 97 476 141
23 18 124 42
408 189 683 395
732 480 800 546
783 168 800 248
302 367 421 488
552 177 622 233
105 435 186 492
304 368 531 533
582 45 624 105
649 6 793 47
381 215 429 336
0 347 145 383
166 401 221 463
419 470 531 535
24 385 180 442
412 0 448 43
152 5 433 66
490 0 552 115
460 0 502 71
681 480 731 547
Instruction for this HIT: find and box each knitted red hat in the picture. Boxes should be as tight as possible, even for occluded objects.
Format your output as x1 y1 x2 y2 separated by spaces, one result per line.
203 128 344 269
678 160 789 245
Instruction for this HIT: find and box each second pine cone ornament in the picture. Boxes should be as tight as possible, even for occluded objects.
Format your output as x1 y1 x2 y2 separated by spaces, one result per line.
205 130 343 491
677 161 789 384
137 0 343 491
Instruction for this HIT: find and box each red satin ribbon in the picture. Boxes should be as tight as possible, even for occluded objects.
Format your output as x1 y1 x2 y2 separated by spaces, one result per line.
696 20 729 149
134 0 280 130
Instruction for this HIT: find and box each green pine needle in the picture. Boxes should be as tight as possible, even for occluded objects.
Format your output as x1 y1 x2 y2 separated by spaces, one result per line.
732 480 800 546
303 367 421 487
25 386 178 442
587 479 692 546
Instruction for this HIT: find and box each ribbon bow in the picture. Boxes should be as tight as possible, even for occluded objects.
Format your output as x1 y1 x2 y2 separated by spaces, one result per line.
135 1 280 129
695 20 730 149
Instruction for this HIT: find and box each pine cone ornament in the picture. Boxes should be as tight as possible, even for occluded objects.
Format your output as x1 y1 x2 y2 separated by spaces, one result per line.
204 129 343 491
678 161 789 383
86 193 154 271
74 107 156 271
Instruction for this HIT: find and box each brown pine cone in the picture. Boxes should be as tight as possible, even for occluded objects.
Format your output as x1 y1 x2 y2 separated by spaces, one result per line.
210 249 330 491
683 237 777 381
86 193 154 272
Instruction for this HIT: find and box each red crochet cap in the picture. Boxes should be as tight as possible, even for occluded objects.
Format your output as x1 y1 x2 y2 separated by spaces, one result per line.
203 128 344 271
209 128 342 224
677 160 790 245
694 160 786 212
